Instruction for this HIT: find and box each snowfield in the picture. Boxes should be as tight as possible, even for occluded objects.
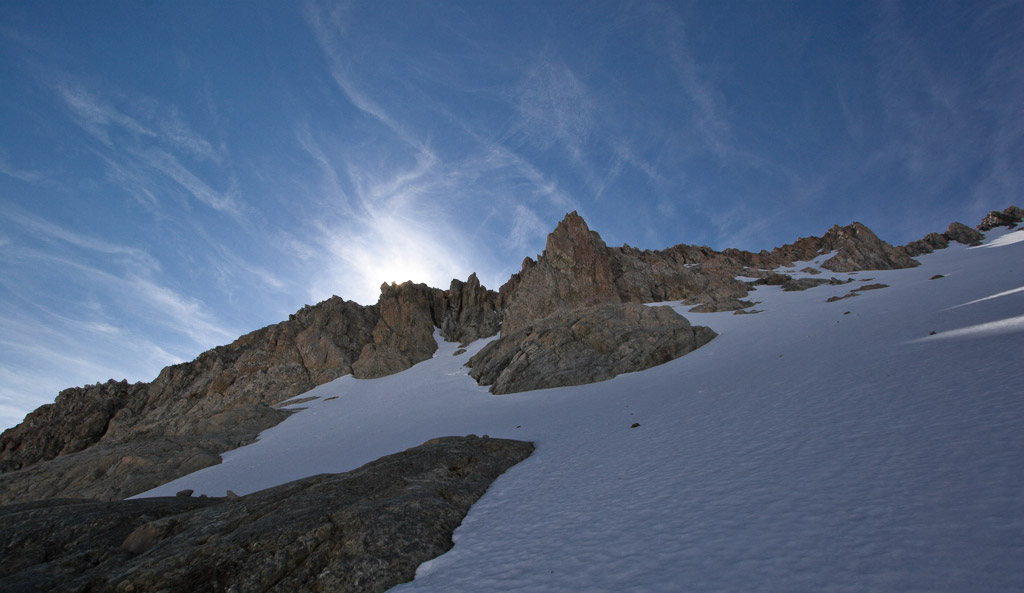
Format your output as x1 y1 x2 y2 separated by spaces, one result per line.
138 229 1024 592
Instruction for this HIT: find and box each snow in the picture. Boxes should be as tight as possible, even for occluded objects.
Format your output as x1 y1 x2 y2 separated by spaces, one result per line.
136 229 1024 592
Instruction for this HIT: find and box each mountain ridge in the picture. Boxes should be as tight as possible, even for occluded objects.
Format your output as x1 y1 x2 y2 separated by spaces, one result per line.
0 205 1019 504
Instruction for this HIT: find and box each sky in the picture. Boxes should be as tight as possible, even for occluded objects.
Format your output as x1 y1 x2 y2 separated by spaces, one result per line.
1 0 1022 429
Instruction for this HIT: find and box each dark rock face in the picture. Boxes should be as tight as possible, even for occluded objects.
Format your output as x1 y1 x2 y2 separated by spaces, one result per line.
0 429 288 505
469 303 716 395
0 435 534 593
903 232 950 256
441 273 502 345
978 205 1023 231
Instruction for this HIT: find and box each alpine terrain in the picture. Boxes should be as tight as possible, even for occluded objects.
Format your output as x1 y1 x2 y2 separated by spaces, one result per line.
1 206 1022 592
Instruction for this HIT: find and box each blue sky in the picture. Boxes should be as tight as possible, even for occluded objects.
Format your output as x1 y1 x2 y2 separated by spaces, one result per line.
1 0 1021 429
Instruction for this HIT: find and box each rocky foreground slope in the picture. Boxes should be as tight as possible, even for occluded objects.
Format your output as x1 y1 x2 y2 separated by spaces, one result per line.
0 206 1018 504
0 435 533 593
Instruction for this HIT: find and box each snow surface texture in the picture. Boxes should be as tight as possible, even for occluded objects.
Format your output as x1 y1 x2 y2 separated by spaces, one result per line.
139 229 1024 592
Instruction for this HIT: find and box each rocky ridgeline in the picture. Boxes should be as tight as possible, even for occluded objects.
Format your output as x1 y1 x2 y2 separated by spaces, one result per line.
0 205 1018 504
0 280 499 503
0 435 533 593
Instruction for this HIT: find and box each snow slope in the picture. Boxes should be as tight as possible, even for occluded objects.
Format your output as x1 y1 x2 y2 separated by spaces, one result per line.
138 229 1024 592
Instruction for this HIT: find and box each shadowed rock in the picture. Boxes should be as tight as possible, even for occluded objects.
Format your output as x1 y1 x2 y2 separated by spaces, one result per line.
469 303 716 395
0 435 533 593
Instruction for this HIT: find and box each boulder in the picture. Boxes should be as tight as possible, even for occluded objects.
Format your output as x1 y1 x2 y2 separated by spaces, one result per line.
0 435 533 593
469 303 716 395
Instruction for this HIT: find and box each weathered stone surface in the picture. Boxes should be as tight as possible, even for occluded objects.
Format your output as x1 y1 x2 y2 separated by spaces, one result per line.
977 205 1023 231
0 420 291 504
439 273 501 345
943 222 984 246
469 303 716 395
0 380 146 474
904 221 985 256
607 245 750 312
0 296 377 503
4 209 1001 506
500 212 621 335
815 223 920 272
0 435 533 593
352 282 443 379
904 232 950 256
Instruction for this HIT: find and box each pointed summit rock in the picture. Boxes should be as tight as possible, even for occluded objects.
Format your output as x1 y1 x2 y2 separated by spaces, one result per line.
817 222 920 272
500 212 621 334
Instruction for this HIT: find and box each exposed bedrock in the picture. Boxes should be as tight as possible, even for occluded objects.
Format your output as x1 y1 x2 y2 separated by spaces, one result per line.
469 303 717 395
0 435 534 593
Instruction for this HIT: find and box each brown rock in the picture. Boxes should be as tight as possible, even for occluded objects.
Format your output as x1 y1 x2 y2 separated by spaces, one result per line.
352 282 443 379
500 212 621 335
903 232 949 256
817 223 920 272
0 379 145 474
943 222 984 246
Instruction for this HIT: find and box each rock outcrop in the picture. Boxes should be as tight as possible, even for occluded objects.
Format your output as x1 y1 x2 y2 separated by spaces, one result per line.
904 221 985 256
500 212 621 335
0 380 146 474
440 273 502 345
352 282 443 379
810 222 920 272
0 296 378 503
469 303 716 395
0 435 533 593
977 205 1023 231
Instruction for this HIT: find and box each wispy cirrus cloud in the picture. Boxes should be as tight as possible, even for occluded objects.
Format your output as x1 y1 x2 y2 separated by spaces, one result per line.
55 81 156 145
0 202 159 270
47 73 239 216
136 147 240 214
0 153 48 184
